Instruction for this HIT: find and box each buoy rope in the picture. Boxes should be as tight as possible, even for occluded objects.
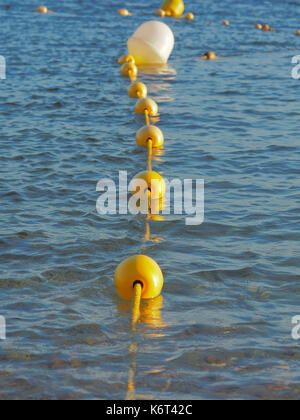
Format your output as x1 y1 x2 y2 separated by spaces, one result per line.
144 109 150 126
132 282 143 327
147 138 152 171
129 70 136 84
118 55 163 327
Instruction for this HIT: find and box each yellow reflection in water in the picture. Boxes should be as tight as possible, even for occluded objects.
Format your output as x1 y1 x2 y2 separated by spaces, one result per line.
138 64 177 76
116 295 167 334
124 295 167 400
137 64 177 103
139 295 167 335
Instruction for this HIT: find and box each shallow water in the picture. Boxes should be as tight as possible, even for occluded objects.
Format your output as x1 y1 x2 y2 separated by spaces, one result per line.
0 0 300 400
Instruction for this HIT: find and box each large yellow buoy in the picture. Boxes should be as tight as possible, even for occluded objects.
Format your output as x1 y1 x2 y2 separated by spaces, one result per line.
160 0 184 17
128 82 148 99
114 255 164 300
136 125 164 148
134 98 158 116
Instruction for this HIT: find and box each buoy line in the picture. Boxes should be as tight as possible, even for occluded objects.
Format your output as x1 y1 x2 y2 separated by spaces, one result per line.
115 30 177 397
115 53 165 328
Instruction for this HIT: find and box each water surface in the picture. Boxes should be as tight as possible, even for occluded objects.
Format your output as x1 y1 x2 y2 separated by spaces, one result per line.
0 0 300 400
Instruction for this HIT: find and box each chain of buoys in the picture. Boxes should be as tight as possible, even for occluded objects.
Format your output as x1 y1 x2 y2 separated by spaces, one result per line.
34 4 300 36
115 54 166 328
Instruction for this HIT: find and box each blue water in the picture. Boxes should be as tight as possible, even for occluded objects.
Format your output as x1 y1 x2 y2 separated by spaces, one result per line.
0 0 300 400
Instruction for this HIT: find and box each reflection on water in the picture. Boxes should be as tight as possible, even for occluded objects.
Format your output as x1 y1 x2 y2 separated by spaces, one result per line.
124 296 167 400
139 64 177 103
138 64 177 77
116 295 167 334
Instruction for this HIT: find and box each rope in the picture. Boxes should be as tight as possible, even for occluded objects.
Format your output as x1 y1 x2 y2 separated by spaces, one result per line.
144 109 150 126
132 282 142 328
129 70 136 84
147 138 152 171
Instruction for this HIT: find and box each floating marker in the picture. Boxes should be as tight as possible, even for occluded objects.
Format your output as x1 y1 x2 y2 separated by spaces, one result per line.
128 82 148 99
160 0 185 17
128 21 175 65
136 125 164 148
114 255 164 300
135 98 158 116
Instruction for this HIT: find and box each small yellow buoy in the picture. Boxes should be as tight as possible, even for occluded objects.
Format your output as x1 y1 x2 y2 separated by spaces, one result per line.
255 24 263 29
296 30 300 36
117 8 132 16
133 170 166 201
136 125 164 148
223 20 230 26
36 6 48 13
202 51 218 60
114 255 164 300
269 28 275 32
118 55 135 65
135 98 158 116
154 9 166 17
128 82 148 99
262 24 270 31
186 12 194 21
120 62 138 78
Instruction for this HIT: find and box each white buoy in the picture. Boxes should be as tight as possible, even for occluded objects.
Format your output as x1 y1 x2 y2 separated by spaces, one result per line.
127 21 175 65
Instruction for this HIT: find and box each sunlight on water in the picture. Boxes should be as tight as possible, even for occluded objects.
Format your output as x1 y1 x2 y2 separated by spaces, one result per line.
0 0 300 400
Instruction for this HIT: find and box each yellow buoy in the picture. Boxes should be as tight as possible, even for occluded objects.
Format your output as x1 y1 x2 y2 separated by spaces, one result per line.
296 30 300 36
202 51 218 60
154 9 166 17
134 98 158 116
136 125 164 148
262 24 270 31
118 55 135 65
114 255 164 300
186 12 194 21
132 170 166 202
120 62 138 78
223 20 230 26
117 9 132 16
36 6 48 13
255 24 263 29
128 82 148 99
160 0 184 17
